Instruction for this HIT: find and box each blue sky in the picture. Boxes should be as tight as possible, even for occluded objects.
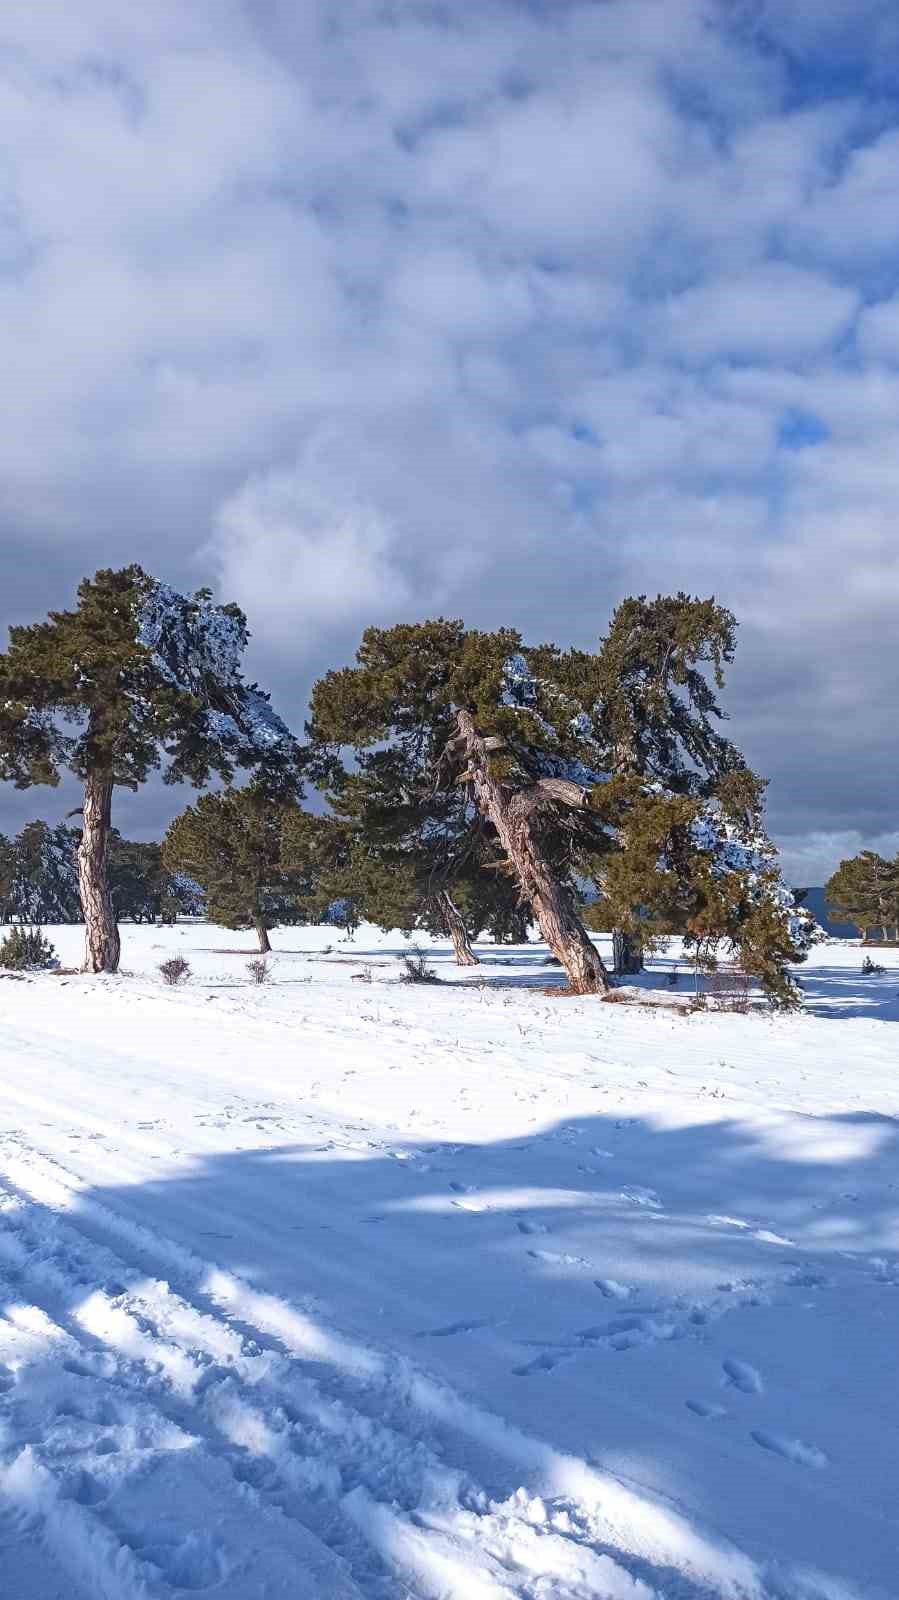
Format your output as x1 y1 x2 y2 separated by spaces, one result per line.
1 0 898 881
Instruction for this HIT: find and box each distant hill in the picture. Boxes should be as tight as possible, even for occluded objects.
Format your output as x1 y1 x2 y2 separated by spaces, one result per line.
799 888 856 939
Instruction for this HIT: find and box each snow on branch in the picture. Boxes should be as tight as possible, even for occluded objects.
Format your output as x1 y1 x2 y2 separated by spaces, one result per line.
137 582 293 760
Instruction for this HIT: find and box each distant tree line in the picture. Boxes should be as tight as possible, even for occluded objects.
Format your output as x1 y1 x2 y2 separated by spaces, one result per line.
0 819 202 926
826 852 899 942
0 566 817 1004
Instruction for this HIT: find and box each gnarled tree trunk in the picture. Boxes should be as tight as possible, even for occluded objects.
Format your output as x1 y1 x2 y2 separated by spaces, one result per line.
452 711 610 994
255 921 272 954
78 775 121 973
435 889 479 966
612 928 644 975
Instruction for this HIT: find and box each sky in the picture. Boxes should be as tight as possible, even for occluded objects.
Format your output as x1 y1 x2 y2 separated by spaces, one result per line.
1 0 898 884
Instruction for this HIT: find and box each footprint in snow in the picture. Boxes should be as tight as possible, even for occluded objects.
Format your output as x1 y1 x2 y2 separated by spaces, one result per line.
416 1318 490 1339
686 1399 728 1419
528 1249 591 1268
751 1430 828 1468
512 1350 569 1378
594 1279 633 1300
516 1219 549 1236
620 1186 661 1208
722 1358 763 1394
786 1267 830 1289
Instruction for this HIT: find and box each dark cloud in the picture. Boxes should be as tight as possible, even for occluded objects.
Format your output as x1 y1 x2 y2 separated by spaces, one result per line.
2 0 898 882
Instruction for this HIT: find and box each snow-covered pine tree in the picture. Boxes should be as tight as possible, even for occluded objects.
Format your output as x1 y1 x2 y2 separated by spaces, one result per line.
310 616 812 1003
309 621 614 991
5 820 81 924
0 831 15 922
0 567 301 971
589 594 763 974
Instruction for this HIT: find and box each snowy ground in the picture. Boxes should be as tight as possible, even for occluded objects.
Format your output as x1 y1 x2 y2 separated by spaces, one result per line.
0 923 898 1600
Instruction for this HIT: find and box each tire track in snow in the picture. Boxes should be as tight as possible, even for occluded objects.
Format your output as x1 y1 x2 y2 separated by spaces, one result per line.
0 1258 359 1600
0 1137 805 1600
0 1167 655 1600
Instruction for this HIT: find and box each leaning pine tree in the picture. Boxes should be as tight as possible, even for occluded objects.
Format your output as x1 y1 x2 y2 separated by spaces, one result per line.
309 621 615 992
310 616 815 1003
0 567 301 972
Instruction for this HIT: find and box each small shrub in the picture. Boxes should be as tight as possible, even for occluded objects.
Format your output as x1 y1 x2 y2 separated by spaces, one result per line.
159 955 191 986
688 989 708 1013
398 947 441 984
351 968 373 983
862 955 887 976
0 926 58 971
247 958 269 984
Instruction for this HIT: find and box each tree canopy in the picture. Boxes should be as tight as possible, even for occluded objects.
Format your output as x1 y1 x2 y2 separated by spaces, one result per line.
0 566 301 969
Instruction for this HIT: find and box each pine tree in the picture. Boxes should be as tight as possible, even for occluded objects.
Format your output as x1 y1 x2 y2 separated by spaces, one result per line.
0 832 14 922
309 621 614 992
310 614 812 1003
0 567 300 971
826 852 899 942
591 594 763 974
163 788 317 952
5 820 81 924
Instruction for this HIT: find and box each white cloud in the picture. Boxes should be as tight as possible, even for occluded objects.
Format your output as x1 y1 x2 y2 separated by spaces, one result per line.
208 441 416 645
0 0 897 876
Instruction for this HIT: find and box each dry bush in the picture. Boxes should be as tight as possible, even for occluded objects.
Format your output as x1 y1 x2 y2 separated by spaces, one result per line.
398 947 441 984
247 958 269 984
159 955 191 986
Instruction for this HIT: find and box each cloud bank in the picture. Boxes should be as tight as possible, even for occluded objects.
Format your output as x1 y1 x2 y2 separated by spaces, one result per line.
1 0 898 881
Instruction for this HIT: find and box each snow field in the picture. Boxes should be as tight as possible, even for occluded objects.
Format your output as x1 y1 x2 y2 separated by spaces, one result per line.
0 923 898 1598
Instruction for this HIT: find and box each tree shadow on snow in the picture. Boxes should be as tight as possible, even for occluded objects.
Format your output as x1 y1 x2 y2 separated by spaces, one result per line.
4 1101 899 1595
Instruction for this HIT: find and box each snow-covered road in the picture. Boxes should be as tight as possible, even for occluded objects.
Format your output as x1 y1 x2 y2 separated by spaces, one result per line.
1 925 897 1598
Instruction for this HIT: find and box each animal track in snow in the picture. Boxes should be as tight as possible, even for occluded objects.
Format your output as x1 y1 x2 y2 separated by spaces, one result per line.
722 1358 763 1394
515 1218 549 1236
751 1430 828 1468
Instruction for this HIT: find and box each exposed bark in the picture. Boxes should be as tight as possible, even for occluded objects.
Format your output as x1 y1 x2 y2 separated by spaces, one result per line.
452 710 610 994
255 921 272 954
435 889 479 966
612 927 644 975
78 775 121 974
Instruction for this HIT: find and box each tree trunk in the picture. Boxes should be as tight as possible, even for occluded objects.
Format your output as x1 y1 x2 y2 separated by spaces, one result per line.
255 922 272 954
612 927 644 975
436 889 479 966
78 775 120 974
452 711 610 994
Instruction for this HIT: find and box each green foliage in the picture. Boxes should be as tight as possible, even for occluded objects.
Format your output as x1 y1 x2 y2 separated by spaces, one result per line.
308 620 601 939
309 607 805 1005
826 852 899 939
163 788 319 939
107 836 166 922
592 594 751 792
0 820 80 924
0 566 301 796
0 925 58 970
